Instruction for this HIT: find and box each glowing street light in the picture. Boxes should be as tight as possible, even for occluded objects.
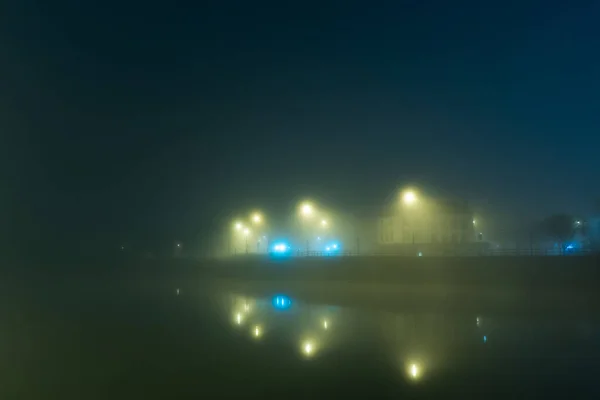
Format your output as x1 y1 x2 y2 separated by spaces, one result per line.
402 190 417 205
321 219 328 227
300 202 314 217
243 228 250 236
234 221 242 231
251 212 262 224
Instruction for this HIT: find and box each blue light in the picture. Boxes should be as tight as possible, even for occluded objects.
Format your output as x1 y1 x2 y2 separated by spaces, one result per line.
325 242 340 253
566 244 574 250
483 336 487 343
271 242 291 255
272 295 292 310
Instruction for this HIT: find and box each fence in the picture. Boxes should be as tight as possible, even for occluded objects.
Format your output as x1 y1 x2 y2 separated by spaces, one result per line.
234 248 597 258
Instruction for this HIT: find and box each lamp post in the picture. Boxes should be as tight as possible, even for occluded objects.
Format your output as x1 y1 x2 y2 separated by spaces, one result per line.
299 202 314 255
243 228 250 254
401 189 419 249
250 212 264 253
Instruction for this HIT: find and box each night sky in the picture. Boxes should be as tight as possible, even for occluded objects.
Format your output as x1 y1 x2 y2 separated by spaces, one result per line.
3 1 600 254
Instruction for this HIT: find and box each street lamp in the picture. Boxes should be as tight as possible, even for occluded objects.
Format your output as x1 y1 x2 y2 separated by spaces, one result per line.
234 221 242 231
401 189 419 246
243 228 250 253
321 219 328 227
251 212 262 224
300 202 314 217
299 201 316 255
402 190 417 205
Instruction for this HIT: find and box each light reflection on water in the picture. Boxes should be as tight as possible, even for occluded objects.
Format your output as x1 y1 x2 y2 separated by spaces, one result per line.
216 290 600 384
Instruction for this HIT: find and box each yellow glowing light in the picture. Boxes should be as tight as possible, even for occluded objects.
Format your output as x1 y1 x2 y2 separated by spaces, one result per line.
234 222 242 230
300 203 313 217
403 190 417 205
251 213 262 224
243 228 250 236
303 341 314 355
473 219 476 225
410 364 419 378
235 313 242 325
323 319 329 330
406 362 423 380
321 219 328 227
253 325 262 338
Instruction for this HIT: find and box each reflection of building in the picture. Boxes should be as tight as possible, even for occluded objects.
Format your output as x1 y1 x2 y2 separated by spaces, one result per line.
378 198 474 245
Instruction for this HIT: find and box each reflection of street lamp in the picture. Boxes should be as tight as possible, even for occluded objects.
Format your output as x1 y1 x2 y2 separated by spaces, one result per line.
406 361 423 381
252 325 262 338
410 364 419 378
301 340 316 357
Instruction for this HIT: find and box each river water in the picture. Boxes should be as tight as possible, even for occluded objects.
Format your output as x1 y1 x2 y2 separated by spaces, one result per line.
3 278 600 398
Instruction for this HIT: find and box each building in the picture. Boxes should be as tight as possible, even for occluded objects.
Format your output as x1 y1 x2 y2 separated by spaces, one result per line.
377 198 475 246
585 216 600 250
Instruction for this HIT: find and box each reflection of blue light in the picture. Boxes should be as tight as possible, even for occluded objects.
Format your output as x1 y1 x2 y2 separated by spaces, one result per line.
566 244 574 250
272 295 292 310
483 336 487 343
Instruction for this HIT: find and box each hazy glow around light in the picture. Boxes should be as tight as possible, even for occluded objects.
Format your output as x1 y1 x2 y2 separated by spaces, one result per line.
253 325 262 338
243 228 250 236
323 319 329 330
273 295 292 310
235 313 242 325
300 202 313 217
234 222 242 230
410 364 419 378
252 213 262 224
321 219 327 227
302 340 315 356
403 190 417 205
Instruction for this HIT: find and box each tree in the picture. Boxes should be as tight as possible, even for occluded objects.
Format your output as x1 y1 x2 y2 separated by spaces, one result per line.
539 214 576 252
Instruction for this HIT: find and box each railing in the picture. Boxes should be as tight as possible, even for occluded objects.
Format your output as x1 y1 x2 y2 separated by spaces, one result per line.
235 248 598 258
